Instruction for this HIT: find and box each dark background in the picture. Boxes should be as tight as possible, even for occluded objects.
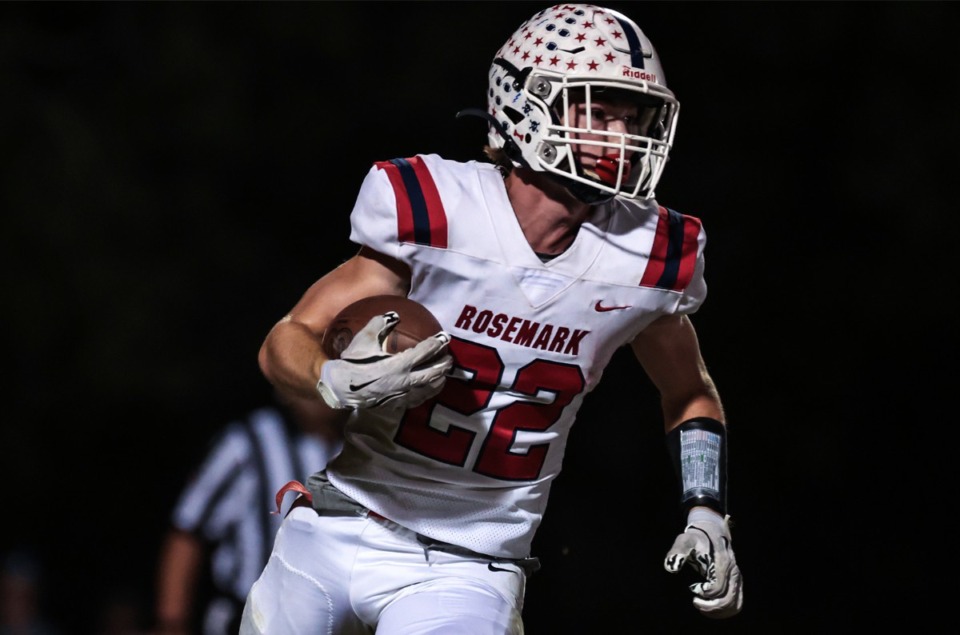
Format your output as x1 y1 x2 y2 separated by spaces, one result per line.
2 1 956 633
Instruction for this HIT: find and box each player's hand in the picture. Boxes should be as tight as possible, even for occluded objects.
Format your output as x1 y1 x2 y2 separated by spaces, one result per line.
316 311 453 410
664 509 744 619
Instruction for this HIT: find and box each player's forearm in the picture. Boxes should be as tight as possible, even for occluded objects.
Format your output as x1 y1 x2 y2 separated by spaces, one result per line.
259 316 330 399
661 390 725 433
656 346 725 432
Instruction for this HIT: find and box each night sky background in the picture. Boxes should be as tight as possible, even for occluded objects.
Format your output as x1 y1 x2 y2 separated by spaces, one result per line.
2 2 957 633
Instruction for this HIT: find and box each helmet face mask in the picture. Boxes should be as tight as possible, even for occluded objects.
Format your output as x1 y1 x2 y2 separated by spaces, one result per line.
545 81 674 198
486 4 679 202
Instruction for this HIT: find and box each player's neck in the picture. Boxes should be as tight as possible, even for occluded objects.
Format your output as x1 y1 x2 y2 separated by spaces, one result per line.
505 168 594 256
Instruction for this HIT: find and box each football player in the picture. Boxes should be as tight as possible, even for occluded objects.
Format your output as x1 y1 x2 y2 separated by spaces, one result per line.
241 4 743 633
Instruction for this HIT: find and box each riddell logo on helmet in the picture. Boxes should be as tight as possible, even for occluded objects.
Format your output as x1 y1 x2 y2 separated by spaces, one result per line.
622 66 657 83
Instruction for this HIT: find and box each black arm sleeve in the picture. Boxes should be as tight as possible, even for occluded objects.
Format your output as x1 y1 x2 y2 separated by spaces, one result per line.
666 416 727 515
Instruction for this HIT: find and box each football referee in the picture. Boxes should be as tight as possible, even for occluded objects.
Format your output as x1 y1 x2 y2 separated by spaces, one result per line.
153 391 344 635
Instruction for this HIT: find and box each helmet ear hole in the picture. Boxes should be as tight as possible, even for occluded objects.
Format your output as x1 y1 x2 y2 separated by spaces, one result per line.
503 106 524 125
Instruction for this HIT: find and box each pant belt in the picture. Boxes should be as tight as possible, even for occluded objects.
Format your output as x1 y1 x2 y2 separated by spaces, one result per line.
290 493 385 520
291 485 540 576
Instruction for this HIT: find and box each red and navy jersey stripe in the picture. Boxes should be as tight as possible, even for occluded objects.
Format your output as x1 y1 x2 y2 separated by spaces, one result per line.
639 206 701 292
375 156 448 248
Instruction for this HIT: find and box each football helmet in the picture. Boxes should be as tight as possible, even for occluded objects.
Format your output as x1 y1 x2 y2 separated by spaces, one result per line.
481 4 679 202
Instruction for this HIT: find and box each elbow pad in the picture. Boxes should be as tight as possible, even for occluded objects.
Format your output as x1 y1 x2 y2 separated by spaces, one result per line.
667 417 727 515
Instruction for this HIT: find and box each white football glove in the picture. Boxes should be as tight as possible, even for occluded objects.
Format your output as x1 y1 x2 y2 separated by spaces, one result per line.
316 311 453 410
664 509 744 619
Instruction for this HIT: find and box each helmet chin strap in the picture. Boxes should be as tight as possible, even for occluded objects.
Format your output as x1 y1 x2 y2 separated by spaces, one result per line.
456 108 531 170
458 59 534 169
549 173 616 205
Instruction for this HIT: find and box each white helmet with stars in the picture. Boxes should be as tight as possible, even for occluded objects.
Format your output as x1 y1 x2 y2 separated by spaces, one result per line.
483 3 679 202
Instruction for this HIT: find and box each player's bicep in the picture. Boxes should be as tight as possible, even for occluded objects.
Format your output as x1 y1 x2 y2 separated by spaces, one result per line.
287 246 411 337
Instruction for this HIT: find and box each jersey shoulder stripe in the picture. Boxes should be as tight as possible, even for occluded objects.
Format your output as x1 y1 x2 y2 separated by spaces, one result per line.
639 205 702 292
374 156 448 248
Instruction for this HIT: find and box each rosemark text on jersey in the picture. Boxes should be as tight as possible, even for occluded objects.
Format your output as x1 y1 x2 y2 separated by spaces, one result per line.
454 304 590 355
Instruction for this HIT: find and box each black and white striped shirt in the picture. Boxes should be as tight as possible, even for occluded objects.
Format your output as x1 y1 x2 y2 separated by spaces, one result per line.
170 405 340 633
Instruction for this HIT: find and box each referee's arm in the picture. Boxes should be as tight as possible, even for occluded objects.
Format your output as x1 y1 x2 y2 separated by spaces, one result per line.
154 528 203 634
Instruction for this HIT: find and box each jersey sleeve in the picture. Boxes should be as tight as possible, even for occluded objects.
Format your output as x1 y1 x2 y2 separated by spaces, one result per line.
348 162 404 261
638 205 708 315
676 224 708 315
348 156 450 264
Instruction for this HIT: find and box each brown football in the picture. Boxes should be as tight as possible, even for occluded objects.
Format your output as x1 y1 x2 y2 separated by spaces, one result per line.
321 295 443 359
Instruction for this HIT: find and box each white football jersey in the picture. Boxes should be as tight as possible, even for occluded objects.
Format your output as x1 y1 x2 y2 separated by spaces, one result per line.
326 154 707 559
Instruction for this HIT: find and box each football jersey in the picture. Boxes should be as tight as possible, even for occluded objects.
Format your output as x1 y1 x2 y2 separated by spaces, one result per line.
325 154 707 559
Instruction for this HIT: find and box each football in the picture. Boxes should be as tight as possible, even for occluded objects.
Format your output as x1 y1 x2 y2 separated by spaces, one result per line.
321 295 443 359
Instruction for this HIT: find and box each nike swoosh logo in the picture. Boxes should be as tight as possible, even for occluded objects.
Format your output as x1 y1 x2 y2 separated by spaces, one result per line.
595 301 632 312
348 379 378 392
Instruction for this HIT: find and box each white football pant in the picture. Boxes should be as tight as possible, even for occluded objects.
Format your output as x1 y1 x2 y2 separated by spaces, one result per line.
239 506 526 634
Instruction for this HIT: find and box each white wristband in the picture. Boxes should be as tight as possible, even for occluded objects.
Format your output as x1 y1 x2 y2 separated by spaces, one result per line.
316 362 348 410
